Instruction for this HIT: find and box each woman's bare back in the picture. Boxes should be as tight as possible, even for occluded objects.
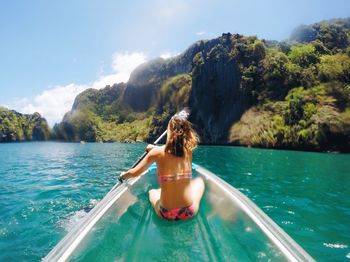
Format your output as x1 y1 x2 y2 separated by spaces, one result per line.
153 145 194 208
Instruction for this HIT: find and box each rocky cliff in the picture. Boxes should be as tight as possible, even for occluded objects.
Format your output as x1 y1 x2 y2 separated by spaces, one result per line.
54 18 350 152
123 41 204 111
0 107 50 142
189 34 247 143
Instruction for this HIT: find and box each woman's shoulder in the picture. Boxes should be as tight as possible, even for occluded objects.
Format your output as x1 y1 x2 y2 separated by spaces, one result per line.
148 145 165 158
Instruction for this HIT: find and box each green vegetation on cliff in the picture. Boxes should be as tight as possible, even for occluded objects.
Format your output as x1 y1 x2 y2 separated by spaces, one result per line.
230 83 350 151
227 18 350 151
52 74 192 142
54 18 350 151
0 107 50 142
290 18 350 53
51 83 155 142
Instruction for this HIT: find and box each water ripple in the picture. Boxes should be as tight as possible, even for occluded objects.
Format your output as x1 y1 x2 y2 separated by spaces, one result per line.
0 143 349 261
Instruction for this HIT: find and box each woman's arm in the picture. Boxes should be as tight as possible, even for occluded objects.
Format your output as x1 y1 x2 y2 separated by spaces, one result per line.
119 145 158 180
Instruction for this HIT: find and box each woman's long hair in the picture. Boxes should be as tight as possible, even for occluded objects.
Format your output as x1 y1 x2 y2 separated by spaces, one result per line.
165 116 199 157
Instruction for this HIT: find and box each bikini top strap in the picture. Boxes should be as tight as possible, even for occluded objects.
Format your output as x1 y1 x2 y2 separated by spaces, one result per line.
157 171 192 184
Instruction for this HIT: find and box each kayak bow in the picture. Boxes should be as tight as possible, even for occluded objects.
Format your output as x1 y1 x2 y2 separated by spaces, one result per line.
44 163 314 261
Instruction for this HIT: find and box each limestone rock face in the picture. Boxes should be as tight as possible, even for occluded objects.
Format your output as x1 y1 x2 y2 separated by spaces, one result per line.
122 34 249 143
124 59 171 111
72 84 126 111
123 41 206 111
189 34 248 143
55 18 350 152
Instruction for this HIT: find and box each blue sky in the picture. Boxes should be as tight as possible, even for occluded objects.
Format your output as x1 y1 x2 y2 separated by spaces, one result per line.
1 0 349 125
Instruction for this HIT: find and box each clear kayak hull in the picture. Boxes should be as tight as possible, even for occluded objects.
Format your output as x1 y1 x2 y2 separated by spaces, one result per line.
44 164 314 262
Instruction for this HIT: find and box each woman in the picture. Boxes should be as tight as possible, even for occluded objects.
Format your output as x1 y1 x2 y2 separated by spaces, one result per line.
119 116 205 221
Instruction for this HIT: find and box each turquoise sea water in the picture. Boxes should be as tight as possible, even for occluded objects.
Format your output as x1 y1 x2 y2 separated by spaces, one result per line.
0 142 349 261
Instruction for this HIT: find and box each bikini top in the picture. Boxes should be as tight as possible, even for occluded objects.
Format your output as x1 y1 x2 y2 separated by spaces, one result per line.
157 170 192 184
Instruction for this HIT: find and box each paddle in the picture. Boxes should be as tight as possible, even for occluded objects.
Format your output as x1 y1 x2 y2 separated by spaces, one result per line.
115 108 190 186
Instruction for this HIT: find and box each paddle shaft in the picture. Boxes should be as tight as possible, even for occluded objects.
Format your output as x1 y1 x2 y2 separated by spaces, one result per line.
131 129 167 168
117 129 167 184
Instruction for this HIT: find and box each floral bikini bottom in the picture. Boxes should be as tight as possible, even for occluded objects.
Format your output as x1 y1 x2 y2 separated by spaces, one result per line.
159 204 195 221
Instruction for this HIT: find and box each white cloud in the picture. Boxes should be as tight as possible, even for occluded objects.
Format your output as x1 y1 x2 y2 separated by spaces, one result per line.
10 52 147 126
160 52 180 59
196 31 206 36
112 52 146 74
92 52 147 89
13 84 87 127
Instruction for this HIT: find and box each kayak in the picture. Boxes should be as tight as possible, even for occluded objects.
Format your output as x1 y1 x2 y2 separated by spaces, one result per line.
44 163 314 261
